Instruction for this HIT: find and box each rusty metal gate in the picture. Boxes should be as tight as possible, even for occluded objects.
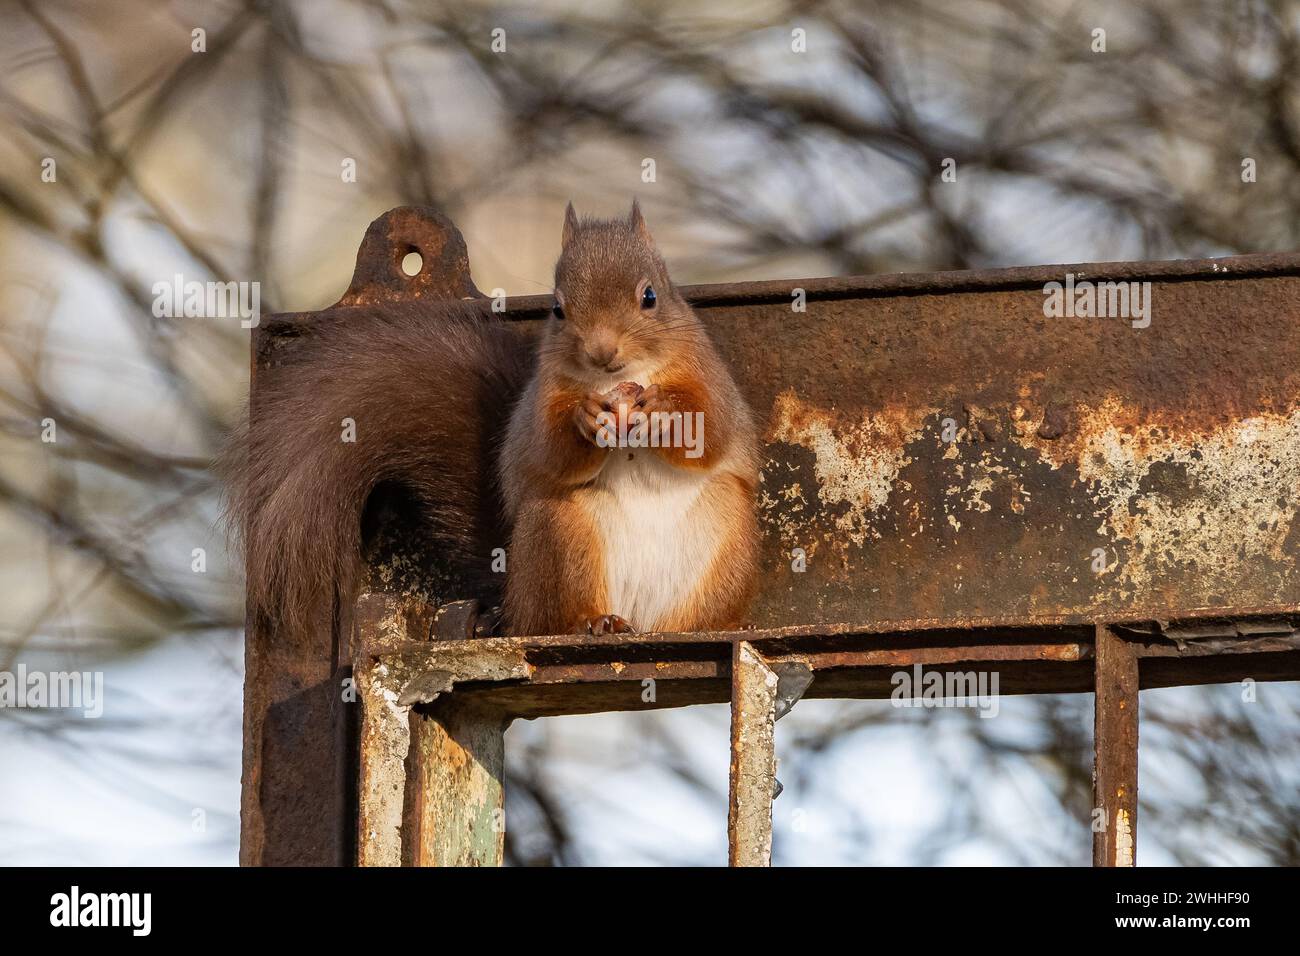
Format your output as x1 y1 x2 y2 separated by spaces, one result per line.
240 207 1300 867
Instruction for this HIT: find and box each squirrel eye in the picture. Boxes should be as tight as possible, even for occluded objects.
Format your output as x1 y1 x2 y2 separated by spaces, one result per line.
641 286 657 309
552 302 565 320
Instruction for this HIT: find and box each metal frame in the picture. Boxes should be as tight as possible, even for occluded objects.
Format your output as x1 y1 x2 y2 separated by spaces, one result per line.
348 596 1300 866
241 206 1300 866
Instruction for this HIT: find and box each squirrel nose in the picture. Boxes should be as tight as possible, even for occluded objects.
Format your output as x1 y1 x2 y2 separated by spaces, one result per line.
586 343 623 372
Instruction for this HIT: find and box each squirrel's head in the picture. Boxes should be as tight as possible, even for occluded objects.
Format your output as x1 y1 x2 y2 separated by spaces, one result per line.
548 199 701 382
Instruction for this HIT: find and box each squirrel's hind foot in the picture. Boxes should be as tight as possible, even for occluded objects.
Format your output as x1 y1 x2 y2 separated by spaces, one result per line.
578 614 638 636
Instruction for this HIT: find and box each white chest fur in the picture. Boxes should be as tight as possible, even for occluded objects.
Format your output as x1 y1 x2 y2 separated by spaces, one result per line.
586 450 718 631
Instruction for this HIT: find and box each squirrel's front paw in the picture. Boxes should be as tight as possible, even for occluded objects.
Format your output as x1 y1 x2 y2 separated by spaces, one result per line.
632 384 676 443
577 614 638 636
574 391 611 445
634 384 673 417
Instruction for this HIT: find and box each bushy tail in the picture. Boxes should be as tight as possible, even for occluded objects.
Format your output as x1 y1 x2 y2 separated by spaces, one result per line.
219 300 530 638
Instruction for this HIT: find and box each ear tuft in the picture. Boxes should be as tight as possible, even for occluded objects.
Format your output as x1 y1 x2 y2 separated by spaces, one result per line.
629 198 651 241
562 201 580 247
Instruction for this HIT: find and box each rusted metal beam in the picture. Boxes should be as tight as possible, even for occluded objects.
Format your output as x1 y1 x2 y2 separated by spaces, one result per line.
728 642 779 866
262 243 1300 632
1093 624 1139 867
376 608 1300 719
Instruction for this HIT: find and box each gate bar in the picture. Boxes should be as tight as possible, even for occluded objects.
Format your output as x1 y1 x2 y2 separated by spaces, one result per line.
1093 624 1140 867
728 642 780 866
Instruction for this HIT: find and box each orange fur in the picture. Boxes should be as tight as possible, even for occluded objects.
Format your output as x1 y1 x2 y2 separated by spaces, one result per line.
641 362 736 470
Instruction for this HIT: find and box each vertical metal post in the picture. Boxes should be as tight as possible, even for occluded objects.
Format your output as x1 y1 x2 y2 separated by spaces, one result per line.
354 593 434 867
403 699 507 866
728 641 779 866
355 656 410 867
240 585 355 865
1093 623 1139 867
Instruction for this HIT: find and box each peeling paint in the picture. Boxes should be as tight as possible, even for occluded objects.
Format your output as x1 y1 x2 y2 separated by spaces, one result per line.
356 660 412 867
756 372 1299 622
1028 400 1300 601
1114 807 1134 866
766 389 933 546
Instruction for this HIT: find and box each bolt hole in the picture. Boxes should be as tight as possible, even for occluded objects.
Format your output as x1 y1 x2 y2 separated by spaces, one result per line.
401 250 423 277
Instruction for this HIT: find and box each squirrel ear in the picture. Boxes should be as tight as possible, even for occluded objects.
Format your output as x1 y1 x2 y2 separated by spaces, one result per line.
562 202 579 248
629 198 651 242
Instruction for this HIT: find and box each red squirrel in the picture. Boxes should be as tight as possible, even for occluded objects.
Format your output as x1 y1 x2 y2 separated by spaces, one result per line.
224 200 759 637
